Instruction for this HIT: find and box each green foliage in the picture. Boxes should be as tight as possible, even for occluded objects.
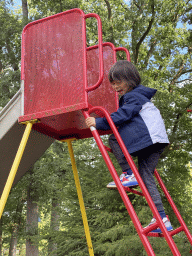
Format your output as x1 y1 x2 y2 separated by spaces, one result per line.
29 0 82 19
0 2 22 109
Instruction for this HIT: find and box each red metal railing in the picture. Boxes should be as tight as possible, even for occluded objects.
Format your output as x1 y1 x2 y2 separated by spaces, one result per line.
86 42 131 110
82 106 189 256
84 14 104 93
154 169 192 242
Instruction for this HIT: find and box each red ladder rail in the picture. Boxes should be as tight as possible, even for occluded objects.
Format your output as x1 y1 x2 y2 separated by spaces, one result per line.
82 106 192 256
154 169 192 243
83 109 156 256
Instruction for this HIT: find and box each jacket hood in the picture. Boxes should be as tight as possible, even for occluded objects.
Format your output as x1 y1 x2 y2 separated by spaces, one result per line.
132 85 157 100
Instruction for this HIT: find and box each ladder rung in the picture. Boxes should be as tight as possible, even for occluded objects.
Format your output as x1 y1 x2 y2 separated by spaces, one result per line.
146 226 184 238
142 223 160 234
104 145 113 152
169 226 184 236
146 232 164 237
110 186 144 196
124 187 144 196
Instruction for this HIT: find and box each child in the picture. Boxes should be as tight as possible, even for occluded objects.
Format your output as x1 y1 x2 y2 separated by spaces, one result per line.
85 60 173 233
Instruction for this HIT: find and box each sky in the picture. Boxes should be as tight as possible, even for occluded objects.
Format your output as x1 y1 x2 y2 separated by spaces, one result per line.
7 0 21 13
10 0 21 8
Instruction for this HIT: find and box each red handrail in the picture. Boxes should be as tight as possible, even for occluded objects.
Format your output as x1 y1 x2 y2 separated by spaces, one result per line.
154 169 192 244
84 14 104 92
83 106 182 256
82 108 156 256
115 47 131 62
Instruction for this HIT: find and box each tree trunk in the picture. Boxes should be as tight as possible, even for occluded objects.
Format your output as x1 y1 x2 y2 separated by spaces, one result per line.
26 171 39 256
9 199 24 256
0 218 2 256
9 228 18 256
48 198 60 256
22 0 28 26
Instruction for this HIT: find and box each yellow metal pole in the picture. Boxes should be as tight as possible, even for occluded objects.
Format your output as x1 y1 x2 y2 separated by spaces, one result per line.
0 120 35 219
65 139 94 256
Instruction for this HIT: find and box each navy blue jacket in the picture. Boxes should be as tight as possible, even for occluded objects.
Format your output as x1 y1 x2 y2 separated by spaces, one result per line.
96 85 169 154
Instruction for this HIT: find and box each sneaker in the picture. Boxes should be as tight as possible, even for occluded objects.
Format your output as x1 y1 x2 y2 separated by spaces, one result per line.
121 174 139 187
145 217 173 233
107 172 131 188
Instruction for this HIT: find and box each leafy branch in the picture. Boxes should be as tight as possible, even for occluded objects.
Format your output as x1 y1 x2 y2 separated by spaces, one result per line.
134 0 155 64
103 0 115 44
169 60 192 91
169 60 185 88
143 39 157 68
170 101 192 143
175 78 192 84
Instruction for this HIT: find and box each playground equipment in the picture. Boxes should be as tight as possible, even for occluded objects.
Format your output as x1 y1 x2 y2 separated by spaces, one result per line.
0 8 191 256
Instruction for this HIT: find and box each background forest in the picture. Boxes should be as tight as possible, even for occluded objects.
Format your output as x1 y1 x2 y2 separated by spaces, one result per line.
0 0 192 255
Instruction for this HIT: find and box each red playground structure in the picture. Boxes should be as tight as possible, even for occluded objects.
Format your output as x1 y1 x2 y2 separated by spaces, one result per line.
0 8 191 256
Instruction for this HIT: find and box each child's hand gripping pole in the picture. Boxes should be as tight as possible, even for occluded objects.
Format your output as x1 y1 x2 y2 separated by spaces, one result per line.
85 116 96 131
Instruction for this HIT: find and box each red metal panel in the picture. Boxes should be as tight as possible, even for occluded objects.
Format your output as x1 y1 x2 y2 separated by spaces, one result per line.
22 9 86 117
32 44 120 139
19 9 132 140
87 44 118 115
19 41 131 139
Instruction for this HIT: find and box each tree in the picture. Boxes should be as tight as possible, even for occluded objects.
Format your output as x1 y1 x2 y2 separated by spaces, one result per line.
22 0 28 26
1 177 28 256
8 197 25 256
0 1 22 109
47 198 60 255
29 0 82 18
26 169 39 256
0 218 3 256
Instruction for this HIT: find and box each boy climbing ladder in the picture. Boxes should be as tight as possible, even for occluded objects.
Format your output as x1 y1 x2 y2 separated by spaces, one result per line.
86 60 173 234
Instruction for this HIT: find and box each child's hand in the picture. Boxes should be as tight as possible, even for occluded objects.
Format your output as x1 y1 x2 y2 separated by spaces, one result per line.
85 117 96 128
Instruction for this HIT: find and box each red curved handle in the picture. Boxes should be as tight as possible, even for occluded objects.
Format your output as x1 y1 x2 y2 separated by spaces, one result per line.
115 47 131 62
84 13 104 92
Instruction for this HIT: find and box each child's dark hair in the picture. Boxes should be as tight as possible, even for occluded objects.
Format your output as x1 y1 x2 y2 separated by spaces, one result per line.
108 60 141 88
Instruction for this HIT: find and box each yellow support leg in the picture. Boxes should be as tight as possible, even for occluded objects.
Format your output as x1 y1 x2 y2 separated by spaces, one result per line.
65 139 94 256
0 121 35 219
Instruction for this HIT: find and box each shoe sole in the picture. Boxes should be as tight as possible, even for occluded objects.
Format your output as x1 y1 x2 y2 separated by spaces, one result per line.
150 227 173 233
106 185 117 188
107 184 139 189
122 182 139 187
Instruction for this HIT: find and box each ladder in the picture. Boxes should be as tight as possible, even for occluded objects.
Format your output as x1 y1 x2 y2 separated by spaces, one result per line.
81 106 192 256
1 112 191 256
